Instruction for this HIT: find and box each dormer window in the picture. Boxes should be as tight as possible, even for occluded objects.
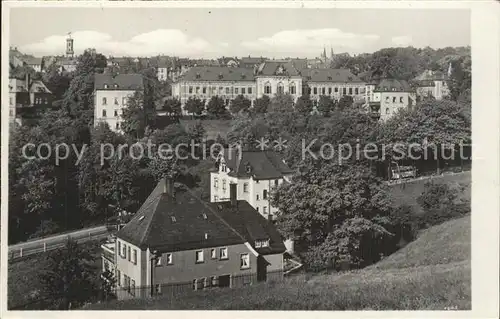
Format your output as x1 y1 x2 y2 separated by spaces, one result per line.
196 73 201 79
245 164 252 174
104 84 109 89
218 73 223 79
241 74 246 79
255 239 269 248
327 76 332 80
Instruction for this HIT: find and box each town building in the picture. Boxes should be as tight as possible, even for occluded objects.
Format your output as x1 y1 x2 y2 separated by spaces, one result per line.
93 73 144 132
210 149 294 220
366 78 417 121
412 70 450 100
240 56 267 69
171 66 257 113
254 61 303 101
300 68 366 105
21 56 43 73
102 178 286 300
9 74 53 125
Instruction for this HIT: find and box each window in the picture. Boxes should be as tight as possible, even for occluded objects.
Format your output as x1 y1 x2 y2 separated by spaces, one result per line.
328 87 332 95
196 250 204 263
290 83 296 94
118 242 121 257
130 279 135 296
235 87 239 94
211 249 217 259
211 276 219 287
255 241 262 248
392 97 396 103
196 87 200 94
117 270 121 286
122 244 127 258
243 183 249 192
123 275 128 290
114 98 119 105
240 253 250 269
322 87 326 95
214 177 219 188
189 86 193 94
102 97 107 105
277 82 284 94
349 88 353 95
122 97 127 105
385 96 390 102
166 253 173 265
133 249 137 264
155 256 162 266
226 87 230 94
343 87 347 95
220 247 228 260
9 97 12 105
114 109 118 117
115 122 120 130
335 87 338 93
400 96 404 103
256 207 259 212
255 179 259 184
275 180 279 187
386 108 390 114
263 206 268 214
202 87 207 94
241 88 246 94
214 195 218 202
263 189 268 199
104 84 109 89
128 246 131 261
262 240 269 247
222 179 226 191
355 88 359 95
219 87 224 94
248 87 253 94
225 99 230 105
256 194 260 201
313 87 318 95
264 83 272 94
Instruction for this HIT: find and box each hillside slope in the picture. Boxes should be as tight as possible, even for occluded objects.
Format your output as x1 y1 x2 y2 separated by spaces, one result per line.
86 216 471 310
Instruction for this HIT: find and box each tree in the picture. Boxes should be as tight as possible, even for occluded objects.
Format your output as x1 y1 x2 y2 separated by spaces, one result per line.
253 95 270 114
272 159 392 263
184 97 205 117
121 90 156 139
336 95 354 111
316 95 334 116
268 93 295 113
206 96 228 118
230 94 251 114
295 95 314 114
40 239 99 309
163 98 182 117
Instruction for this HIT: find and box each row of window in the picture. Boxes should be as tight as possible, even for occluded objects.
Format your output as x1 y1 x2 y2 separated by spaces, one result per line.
118 241 137 265
101 109 123 117
385 96 406 103
263 83 299 95
155 247 230 266
101 97 128 105
308 86 363 96
184 86 255 95
154 275 234 294
213 178 279 198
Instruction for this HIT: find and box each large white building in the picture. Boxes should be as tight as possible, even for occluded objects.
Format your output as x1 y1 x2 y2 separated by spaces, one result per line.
366 78 417 121
413 70 450 100
210 149 294 220
94 74 144 132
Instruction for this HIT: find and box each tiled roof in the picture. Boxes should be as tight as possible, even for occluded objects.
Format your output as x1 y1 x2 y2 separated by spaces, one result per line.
9 78 51 94
301 68 363 83
94 73 144 91
414 70 448 82
22 56 43 65
180 66 255 82
373 79 413 92
116 178 286 255
256 61 300 77
222 150 294 180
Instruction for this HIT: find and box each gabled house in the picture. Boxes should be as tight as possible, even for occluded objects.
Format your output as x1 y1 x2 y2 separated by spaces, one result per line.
366 78 417 121
254 61 303 101
9 74 53 124
412 69 450 100
103 178 286 300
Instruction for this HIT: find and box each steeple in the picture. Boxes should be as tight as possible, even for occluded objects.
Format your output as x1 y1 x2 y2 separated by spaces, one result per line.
330 47 334 59
66 32 74 59
322 47 327 62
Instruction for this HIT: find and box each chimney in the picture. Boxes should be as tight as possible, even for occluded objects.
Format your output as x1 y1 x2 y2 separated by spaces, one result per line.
164 177 174 197
229 183 237 207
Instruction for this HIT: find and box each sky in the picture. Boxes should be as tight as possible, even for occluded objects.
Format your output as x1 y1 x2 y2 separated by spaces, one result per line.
9 8 470 58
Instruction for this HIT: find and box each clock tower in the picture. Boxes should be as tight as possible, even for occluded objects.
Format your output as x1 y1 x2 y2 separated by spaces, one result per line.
66 32 74 58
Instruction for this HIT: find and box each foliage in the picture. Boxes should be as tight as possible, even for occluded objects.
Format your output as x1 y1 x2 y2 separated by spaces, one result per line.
163 98 182 117
316 95 334 117
206 96 228 118
268 93 295 113
295 95 314 114
336 95 354 111
40 239 99 309
253 95 270 114
230 94 251 114
121 90 157 139
184 97 205 116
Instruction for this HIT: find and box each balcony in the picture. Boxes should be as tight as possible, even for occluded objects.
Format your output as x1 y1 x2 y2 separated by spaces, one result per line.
101 238 116 263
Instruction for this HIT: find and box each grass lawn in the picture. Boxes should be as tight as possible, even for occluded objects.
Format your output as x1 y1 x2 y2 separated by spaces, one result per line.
85 215 471 310
180 119 232 140
388 171 471 214
8 239 105 309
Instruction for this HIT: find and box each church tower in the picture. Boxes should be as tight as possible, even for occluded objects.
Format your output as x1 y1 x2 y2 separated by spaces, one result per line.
66 32 74 58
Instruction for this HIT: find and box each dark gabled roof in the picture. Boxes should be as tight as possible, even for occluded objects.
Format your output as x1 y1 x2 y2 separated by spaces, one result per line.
222 150 294 180
209 201 286 255
180 67 255 82
255 61 300 77
301 68 363 83
94 73 144 91
116 179 286 255
289 59 309 70
373 78 413 92
22 56 43 65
